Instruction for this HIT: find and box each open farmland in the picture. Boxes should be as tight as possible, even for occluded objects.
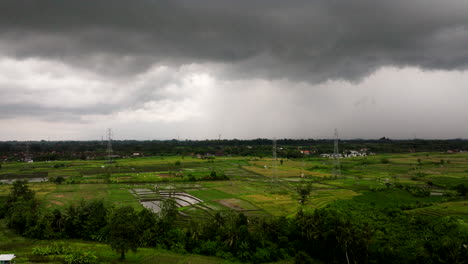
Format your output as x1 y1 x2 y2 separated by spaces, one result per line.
1 151 467 263
1 152 467 218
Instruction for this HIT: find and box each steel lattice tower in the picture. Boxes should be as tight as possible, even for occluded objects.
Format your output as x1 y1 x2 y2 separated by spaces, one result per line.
24 142 31 163
106 128 113 164
272 138 278 184
333 129 341 178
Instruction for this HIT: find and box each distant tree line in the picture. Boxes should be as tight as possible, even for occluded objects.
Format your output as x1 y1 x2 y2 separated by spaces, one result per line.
1 181 467 263
1 139 468 161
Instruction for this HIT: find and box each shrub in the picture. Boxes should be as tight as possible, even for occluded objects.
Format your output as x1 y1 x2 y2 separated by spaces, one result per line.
443 190 458 197
32 243 71 256
27 255 50 262
55 176 65 184
370 186 387 192
454 184 467 196
381 158 390 164
187 174 196 182
295 251 314 264
404 185 430 197
64 251 97 264
32 246 53 256
415 172 428 178
251 246 277 263
201 171 229 181
195 240 218 255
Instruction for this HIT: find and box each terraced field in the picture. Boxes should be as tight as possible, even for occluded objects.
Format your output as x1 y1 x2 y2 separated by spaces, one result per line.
1 152 467 219
406 201 468 218
309 189 361 208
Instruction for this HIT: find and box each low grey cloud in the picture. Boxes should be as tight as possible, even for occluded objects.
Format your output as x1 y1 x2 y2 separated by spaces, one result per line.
3 66 468 141
0 57 209 122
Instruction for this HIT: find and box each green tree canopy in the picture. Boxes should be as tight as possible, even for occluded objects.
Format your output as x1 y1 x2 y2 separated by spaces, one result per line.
296 181 313 205
160 198 178 224
8 180 35 203
109 206 140 260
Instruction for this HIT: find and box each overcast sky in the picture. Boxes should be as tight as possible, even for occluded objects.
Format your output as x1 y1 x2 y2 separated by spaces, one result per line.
1 0 467 140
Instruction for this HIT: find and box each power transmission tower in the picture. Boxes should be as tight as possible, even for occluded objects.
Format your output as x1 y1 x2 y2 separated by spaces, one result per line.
332 129 341 178
301 157 305 178
218 133 224 156
24 142 32 163
272 138 278 185
106 128 113 164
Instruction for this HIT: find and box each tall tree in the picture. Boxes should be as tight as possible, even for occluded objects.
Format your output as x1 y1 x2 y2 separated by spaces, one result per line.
137 208 158 247
8 180 35 203
296 181 313 205
109 206 140 260
4 180 39 234
160 198 178 224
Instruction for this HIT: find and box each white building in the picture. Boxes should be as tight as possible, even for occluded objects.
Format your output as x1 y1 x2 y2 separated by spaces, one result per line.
0 254 16 264
344 150 367 157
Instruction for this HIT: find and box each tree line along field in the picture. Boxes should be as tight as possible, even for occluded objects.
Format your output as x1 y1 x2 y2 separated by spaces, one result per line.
0 152 467 263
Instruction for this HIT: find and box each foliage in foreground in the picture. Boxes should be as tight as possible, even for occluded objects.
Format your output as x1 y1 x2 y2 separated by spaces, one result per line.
2 181 468 263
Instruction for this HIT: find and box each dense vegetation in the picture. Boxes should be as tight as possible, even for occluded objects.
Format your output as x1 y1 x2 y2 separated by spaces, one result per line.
1 180 467 263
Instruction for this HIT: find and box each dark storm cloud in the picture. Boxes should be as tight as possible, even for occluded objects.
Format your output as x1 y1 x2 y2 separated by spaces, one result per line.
2 0 468 140
0 0 467 81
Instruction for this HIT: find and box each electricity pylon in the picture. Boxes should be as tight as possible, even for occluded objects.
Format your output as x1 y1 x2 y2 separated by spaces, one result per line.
106 128 113 164
332 129 341 178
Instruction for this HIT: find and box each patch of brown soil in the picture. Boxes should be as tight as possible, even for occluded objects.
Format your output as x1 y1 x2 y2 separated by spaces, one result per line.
216 199 244 210
51 200 64 206
158 173 173 178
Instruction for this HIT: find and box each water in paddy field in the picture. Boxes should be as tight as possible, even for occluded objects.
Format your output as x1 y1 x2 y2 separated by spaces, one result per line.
141 200 162 213
160 192 202 207
133 188 153 193
132 188 203 212
0 177 47 184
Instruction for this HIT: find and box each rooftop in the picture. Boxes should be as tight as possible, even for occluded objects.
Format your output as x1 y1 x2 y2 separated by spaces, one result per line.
0 254 16 261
